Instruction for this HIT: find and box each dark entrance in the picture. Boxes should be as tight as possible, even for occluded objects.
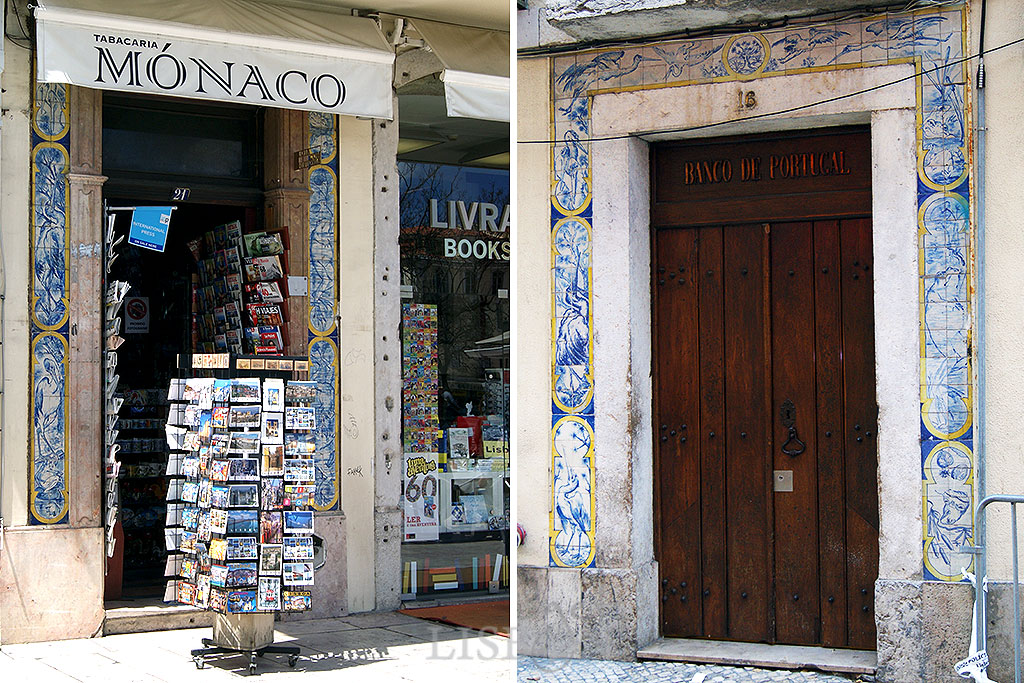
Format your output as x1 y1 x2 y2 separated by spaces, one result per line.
102 94 262 602
651 127 878 649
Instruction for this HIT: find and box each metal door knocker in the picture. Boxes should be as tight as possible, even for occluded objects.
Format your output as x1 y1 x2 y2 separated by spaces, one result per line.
780 398 806 456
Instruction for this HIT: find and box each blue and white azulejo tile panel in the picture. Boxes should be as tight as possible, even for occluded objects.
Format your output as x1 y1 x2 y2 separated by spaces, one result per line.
30 82 71 525
307 111 341 512
547 6 973 580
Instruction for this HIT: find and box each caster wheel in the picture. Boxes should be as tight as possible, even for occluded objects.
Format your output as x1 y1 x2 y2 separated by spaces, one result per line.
193 656 205 670
288 655 298 668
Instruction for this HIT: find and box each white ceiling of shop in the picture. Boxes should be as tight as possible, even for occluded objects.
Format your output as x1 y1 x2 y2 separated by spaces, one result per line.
262 0 510 31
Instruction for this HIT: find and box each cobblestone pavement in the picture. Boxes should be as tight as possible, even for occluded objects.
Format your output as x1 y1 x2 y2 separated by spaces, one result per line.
518 657 869 682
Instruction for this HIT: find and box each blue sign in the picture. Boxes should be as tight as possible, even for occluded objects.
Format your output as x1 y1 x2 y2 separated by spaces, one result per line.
128 206 174 253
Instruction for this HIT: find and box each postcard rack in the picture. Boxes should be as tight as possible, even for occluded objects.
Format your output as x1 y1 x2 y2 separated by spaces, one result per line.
163 353 317 674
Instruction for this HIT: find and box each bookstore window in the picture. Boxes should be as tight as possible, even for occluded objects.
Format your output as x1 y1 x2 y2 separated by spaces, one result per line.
398 158 510 599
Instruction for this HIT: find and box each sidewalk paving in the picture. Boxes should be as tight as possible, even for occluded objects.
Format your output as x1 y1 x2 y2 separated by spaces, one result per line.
0 611 512 682
518 657 871 682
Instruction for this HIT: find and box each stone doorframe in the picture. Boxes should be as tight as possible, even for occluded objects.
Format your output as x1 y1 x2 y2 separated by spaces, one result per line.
585 63 920 656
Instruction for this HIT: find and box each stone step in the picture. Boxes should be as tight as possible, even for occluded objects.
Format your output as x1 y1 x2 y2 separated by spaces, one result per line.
638 638 876 675
104 603 214 635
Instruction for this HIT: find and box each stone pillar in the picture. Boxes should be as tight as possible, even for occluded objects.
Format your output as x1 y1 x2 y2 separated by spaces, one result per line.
372 98 403 611
263 108 310 355
67 86 106 529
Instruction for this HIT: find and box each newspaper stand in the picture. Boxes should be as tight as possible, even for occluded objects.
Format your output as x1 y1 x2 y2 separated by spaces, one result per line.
166 354 318 675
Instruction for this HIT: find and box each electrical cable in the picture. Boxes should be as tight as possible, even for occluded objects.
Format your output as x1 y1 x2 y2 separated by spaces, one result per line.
518 32 1024 146
4 0 33 50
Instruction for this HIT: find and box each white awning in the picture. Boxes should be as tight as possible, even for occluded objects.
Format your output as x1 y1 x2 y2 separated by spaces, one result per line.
409 19 509 123
34 0 396 119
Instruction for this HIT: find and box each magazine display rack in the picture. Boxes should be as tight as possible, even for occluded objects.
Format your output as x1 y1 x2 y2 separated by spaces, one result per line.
163 353 316 674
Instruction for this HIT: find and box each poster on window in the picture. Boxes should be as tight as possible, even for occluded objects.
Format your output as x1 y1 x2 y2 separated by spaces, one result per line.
403 452 439 542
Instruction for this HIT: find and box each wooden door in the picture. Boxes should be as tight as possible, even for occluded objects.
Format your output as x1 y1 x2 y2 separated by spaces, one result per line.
653 218 878 649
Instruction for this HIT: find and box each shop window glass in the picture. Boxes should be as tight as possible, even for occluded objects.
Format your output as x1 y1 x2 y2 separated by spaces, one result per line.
398 161 510 599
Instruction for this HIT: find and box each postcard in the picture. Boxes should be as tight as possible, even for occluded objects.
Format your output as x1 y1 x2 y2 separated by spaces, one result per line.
284 433 315 457
209 538 228 561
210 508 228 534
229 431 260 454
226 536 258 561
262 445 284 477
184 430 202 450
284 459 314 483
210 433 230 457
209 588 228 613
261 412 284 444
212 379 232 403
197 479 213 508
184 405 202 427
196 543 211 573
182 506 200 531
211 407 229 429
257 576 282 611
260 511 283 544
260 544 283 574
181 481 200 504
209 458 231 482
284 510 314 534
210 564 228 587
177 581 196 606
283 536 314 561
283 484 315 509
226 562 258 588
282 590 311 611
196 575 211 608
228 484 259 508
229 458 260 482
282 562 314 585
285 381 317 404
263 378 284 412
211 485 229 508
230 405 261 428
183 378 215 407
285 407 316 431
197 510 212 541
198 410 213 440
181 556 199 581
228 589 258 613
230 378 261 404
262 478 284 510
227 509 259 535
180 530 198 554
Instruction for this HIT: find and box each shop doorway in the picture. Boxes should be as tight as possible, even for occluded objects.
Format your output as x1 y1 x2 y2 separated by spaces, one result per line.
651 128 878 650
104 201 257 602
101 94 263 604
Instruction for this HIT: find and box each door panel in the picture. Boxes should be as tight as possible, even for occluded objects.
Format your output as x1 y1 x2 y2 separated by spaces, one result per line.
771 221 819 645
654 228 702 636
654 218 877 649
697 226 728 639
722 224 771 643
840 217 879 650
813 220 849 648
